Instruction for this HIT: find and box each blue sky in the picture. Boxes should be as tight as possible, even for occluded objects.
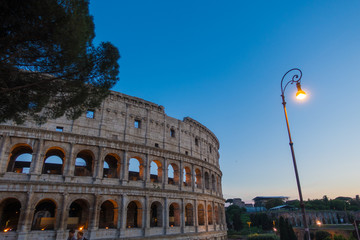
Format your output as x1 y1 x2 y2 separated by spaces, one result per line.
90 1 360 202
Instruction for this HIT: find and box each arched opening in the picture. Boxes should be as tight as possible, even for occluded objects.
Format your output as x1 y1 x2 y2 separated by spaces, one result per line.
67 199 89 230
0 198 21 231
103 154 120 178
217 176 220 193
185 203 194 226
32 199 56 230
215 206 219 225
150 160 162 183
74 151 93 177
150 201 162 227
169 203 180 227
183 166 191 187
126 201 142 228
195 168 202 189
205 172 210 189
211 174 216 191
207 205 213 225
167 163 179 185
7 145 33 173
99 200 117 229
128 157 143 181
198 204 205 226
42 148 64 175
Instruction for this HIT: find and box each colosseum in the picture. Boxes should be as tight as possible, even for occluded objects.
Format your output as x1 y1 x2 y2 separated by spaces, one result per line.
0 91 227 240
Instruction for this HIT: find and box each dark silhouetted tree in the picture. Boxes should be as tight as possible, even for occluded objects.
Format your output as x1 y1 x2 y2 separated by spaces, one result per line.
0 0 120 124
279 216 296 240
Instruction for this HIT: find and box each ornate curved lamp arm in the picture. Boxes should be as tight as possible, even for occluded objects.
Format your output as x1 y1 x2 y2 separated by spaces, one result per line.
280 68 303 97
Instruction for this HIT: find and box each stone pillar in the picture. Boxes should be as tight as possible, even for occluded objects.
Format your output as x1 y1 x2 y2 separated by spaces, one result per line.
116 197 122 237
55 192 69 240
194 199 198 232
89 195 101 239
17 191 34 240
119 194 128 237
90 195 101 230
180 198 185 233
179 160 183 191
191 164 195 192
94 147 104 182
144 154 150 188
163 197 168 234
201 167 205 193
205 200 208 231
162 158 168 189
144 196 150 236
121 151 128 185
30 139 44 176
0 134 10 174
64 143 75 181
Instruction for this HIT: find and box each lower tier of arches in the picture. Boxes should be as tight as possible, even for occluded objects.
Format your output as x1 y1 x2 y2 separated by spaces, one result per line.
0 181 226 240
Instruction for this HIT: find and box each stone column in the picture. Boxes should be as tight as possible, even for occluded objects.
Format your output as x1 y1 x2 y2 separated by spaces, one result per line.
194 199 198 233
55 192 69 240
17 191 34 240
121 151 128 185
94 147 104 182
144 196 150 236
30 138 44 176
116 197 122 237
119 194 128 237
144 154 150 188
201 167 205 193
162 158 168 189
89 195 101 239
163 197 168 234
180 198 185 233
90 195 101 230
205 200 208 231
179 160 183 191
0 134 10 174
191 164 195 192
64 143 75 181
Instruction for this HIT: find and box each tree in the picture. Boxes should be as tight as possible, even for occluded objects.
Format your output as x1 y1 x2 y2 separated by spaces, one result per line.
279 216 296 240
233 211 243 231
265 199 285 209
0 0 120 124
226 205 245 231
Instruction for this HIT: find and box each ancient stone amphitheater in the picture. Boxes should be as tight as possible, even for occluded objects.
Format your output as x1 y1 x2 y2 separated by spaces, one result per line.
0 91 227 240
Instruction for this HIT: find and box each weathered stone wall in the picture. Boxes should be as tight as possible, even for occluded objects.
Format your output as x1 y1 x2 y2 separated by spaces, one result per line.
0 91 227 240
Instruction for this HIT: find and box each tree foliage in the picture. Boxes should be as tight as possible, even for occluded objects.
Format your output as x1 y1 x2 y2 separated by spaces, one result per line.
0 0 120 124
226 205 245 231
279 216 296 240
288 195 360 211
250 213 273 231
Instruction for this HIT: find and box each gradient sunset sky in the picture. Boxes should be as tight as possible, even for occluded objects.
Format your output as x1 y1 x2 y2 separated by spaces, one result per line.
90 0 360 202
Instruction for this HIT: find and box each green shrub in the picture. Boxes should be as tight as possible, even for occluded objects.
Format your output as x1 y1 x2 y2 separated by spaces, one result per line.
315 231 332 240
333 235 347 240
248 233 279 240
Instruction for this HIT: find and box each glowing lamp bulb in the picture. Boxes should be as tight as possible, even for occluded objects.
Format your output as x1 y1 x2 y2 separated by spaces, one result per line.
296 82 306 100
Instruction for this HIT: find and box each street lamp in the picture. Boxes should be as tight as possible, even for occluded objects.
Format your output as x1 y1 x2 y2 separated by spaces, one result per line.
280 68 311 240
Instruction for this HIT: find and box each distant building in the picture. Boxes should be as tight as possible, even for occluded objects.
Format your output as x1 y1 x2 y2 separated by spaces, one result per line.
253 196 289 207
233 198 245 208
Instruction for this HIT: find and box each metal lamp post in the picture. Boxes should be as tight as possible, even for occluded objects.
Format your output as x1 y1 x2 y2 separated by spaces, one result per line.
280 68 310 240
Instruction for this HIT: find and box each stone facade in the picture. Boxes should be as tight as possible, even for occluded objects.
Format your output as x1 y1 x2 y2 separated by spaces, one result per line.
0 91 227 240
